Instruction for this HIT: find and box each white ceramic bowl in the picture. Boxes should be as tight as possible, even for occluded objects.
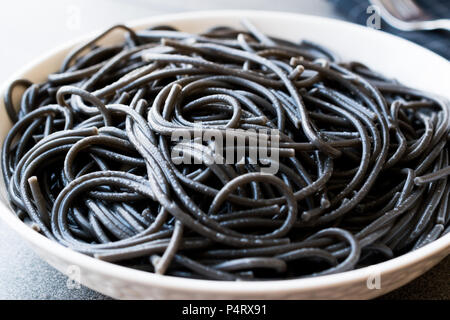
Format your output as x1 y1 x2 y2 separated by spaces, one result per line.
0 10 449 300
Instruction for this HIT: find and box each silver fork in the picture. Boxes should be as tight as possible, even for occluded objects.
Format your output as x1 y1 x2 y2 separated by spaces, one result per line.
369 0 450 31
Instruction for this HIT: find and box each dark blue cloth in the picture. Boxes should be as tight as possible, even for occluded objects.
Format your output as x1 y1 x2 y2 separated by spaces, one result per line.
329 0 450 59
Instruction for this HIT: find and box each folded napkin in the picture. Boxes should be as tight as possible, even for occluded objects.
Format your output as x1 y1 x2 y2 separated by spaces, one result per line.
329 0 450 59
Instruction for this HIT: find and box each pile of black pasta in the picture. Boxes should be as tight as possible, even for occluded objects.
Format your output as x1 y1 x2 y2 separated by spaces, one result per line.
2 22 449 280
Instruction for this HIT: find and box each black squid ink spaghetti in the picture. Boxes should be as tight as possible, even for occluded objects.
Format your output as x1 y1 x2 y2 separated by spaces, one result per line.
1 21 449 280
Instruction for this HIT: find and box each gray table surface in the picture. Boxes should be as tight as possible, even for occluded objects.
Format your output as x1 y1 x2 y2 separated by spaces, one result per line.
0 0 448 300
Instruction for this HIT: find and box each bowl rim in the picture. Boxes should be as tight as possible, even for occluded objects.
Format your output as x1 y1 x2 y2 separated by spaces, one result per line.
0 9 449 296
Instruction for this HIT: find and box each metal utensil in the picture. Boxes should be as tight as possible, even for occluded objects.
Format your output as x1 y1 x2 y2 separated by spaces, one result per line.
369 0 450 31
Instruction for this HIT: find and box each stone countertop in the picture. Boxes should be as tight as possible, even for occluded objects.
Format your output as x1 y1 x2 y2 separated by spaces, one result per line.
0 0 448 300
